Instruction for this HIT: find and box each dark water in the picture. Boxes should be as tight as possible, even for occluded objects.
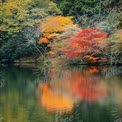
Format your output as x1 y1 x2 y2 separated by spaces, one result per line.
0 65 122 122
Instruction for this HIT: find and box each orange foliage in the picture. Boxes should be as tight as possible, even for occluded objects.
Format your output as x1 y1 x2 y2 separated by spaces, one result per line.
84 55 99 62
43 33 50 38
84 55 108 63
39 37 49 44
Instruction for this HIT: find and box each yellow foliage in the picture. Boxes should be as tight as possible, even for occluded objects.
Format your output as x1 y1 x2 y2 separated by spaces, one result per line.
40 16 75 34
49 51 55 55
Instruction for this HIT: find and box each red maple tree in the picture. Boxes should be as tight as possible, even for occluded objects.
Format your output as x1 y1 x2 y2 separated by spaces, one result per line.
63 29 108 62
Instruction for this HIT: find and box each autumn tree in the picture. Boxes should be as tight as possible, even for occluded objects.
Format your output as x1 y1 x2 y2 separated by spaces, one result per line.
0 0 61 41
0 0 61 61
63 28 108 64
50 25 81 57
39 15 75 43
38 16 75 52
38 16 81 59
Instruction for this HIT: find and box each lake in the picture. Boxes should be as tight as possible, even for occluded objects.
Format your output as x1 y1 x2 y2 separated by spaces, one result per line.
0 65 122 122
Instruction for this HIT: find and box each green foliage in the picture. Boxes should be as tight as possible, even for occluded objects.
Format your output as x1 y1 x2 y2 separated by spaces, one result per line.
103 0 122 28
96 11 119 33
0 0 61 41
0 0 61 62
103 0 122 11
0 33 39 62
55 0 101 16
54 0 122 29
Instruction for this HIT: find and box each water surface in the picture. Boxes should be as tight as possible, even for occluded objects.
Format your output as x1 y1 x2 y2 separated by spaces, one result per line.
0 65 122 122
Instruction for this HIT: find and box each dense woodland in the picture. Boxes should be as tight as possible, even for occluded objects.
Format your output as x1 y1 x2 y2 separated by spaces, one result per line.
0 0 122 65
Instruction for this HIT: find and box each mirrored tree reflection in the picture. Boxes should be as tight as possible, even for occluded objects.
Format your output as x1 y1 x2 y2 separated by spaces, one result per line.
38 66 122 122
38 66 108 113
0 65 122 122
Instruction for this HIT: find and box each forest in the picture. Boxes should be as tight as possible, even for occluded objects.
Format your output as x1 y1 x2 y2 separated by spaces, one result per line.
0 1 122 122
0 0 122 66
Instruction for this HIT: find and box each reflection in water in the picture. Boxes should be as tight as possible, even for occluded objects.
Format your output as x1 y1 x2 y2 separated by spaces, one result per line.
38 83 74 112
0 65 122 122
70 75 107 102
38 67 107 113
